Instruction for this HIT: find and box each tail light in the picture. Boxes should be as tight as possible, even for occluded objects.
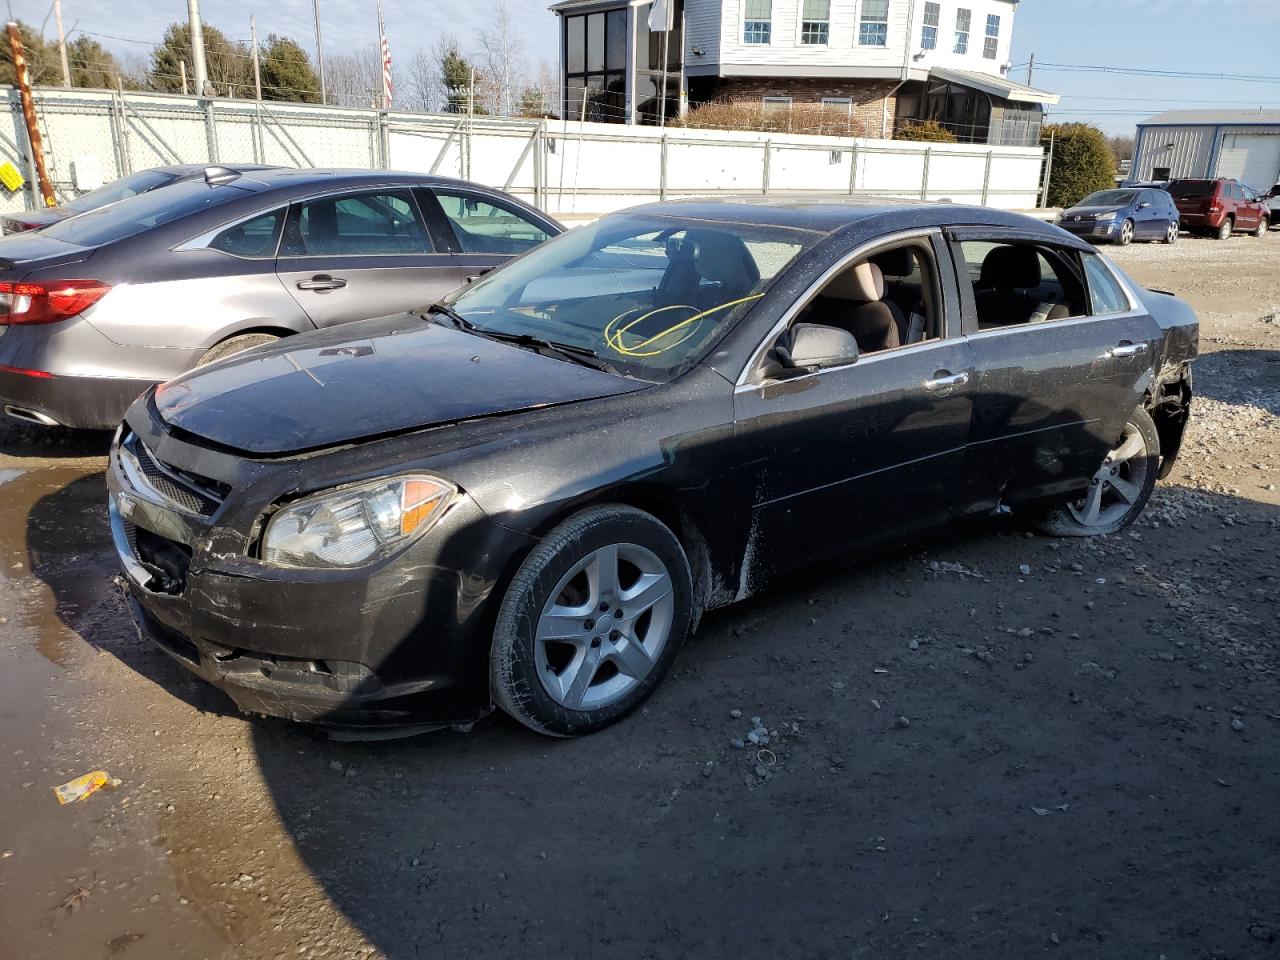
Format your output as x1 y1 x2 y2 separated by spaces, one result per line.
0 280 110 325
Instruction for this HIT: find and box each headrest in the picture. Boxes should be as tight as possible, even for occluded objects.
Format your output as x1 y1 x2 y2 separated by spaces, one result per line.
870 247 914 277
691 231 760 291
979 245 1041 289
822 261 885 302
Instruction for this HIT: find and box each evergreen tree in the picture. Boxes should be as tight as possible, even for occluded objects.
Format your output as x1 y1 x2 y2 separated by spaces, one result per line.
150 22 250 96
259 35 321 103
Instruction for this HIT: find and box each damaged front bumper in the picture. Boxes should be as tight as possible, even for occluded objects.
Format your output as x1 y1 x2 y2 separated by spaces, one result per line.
106 403 534 731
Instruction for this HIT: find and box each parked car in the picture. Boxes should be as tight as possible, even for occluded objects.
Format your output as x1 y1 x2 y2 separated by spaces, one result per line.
1167 178 1270 239
1265 183 1280 227
0 163 275 235
0 168 562 430
107 199 1199 737
1057 188 1180 245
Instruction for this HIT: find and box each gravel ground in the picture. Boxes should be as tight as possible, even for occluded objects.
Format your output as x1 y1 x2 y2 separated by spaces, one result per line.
0 232 1277 960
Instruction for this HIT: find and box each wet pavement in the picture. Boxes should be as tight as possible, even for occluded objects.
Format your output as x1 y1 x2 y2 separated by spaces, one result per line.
1 237 1279 959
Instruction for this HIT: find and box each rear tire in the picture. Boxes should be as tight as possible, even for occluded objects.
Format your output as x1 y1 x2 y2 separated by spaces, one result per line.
1162 221 1179 244
1033 407 1160 538
1216 217 1234 240
490 505 693 738
196 332 281 367
1255 217 1269 238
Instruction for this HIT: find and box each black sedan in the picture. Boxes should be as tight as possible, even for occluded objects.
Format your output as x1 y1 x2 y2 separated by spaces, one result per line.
107 199 1198 737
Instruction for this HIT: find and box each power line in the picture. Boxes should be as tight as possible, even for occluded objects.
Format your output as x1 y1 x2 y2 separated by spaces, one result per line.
1026 61 1280 84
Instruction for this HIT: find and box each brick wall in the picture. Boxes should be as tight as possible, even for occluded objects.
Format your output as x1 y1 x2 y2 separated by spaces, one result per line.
701 77 899 130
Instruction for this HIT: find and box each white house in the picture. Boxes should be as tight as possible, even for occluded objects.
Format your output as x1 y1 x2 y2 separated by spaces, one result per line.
550 0 1058 143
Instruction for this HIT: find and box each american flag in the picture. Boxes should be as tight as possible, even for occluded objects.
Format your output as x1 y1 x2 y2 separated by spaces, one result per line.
378 2 393 109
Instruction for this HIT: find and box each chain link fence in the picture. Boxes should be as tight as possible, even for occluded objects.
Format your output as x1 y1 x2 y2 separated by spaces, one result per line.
1 87 1048 218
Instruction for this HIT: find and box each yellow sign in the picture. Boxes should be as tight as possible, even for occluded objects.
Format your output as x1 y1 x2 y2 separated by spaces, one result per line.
0 162 25 193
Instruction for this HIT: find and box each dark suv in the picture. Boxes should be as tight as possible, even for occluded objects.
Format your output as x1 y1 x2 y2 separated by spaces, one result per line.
1168 178 1270 239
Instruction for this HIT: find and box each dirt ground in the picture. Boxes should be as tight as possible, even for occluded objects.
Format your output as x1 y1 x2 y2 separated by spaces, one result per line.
1 232 1277 960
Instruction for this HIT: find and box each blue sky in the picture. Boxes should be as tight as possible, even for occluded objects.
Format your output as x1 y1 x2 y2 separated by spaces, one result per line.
10 0 1280 135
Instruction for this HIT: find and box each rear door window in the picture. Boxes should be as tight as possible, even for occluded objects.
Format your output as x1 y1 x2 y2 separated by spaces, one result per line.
280 190 432 256
432 190 552 255
1081 253 1129 316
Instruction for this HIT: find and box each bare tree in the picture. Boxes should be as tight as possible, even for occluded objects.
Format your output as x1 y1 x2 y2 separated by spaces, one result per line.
325 46 383 108
407 46 439 112
476 2 524 116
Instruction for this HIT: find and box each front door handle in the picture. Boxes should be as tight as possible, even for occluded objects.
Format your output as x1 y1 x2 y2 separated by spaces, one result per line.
924 370 970 392
1109 342 1148 358
296 275 347 292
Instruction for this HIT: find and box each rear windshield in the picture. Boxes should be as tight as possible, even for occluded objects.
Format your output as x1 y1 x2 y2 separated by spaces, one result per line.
63 169 178 214
1169 180 1215 199
40 180 251 247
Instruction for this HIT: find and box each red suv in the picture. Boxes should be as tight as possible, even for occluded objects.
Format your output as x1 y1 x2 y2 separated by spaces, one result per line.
1168 178 1270 240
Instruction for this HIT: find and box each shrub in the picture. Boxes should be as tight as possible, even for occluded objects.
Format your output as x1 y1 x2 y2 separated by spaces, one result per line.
1041 123 1115 208
676 99 872 137
894 120 958 143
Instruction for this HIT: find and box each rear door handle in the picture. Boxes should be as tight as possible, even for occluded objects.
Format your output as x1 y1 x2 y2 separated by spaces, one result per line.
1109 342 1148 358
296 275 347 292
924 371 969 392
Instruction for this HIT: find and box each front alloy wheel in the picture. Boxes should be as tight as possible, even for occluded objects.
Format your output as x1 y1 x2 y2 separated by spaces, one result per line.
491 505 693 736
1255 217 1269 238
1034 407 1160 537
1117 219 1135 246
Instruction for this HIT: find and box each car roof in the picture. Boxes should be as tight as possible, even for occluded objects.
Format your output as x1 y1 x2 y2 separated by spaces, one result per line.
610 195 1061 237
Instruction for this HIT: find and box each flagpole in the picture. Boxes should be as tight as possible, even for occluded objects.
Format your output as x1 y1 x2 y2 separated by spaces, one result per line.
313 0 327 104
657 1 670 127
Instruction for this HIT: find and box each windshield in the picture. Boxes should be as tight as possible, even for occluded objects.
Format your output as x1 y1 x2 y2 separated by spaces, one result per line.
1169 180 1214 199
41 180 249 247
1079 190 1138 207
442 213 819 381
63 169 178 214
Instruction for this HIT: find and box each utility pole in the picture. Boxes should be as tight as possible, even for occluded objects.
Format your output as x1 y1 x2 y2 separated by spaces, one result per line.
53 0 70 87
187 0 209 97
1027 53 1035 87
313 0 327 105
250 16 262 100
7 23 55 206
179 60 188 95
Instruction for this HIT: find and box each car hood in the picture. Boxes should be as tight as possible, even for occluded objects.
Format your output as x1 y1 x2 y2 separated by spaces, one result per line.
153 314 649 455
1062 204 1128 218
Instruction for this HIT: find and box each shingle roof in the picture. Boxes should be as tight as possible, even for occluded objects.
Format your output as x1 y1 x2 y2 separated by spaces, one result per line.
1139 109 1280 126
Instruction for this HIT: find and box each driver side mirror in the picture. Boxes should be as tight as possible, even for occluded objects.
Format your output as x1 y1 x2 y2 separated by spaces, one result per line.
1137 201 1151 209
775 323 859 374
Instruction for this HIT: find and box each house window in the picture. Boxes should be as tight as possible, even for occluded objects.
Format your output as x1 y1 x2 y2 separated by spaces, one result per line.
801 0 830 45
954 8 970 54
762 96 792 113
984 13 1000 59
921 2 940 50
564 7 628 121
822 96 852 112
858 0 889 45
744 0 772 44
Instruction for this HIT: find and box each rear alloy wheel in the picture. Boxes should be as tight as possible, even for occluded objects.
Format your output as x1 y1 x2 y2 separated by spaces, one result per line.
491 505 693 737
1034 407 1160 538
1217 217 1234 240
1162 221 1179 244
197 332 280 367
1117 219 1135 246
1255 217 1269 238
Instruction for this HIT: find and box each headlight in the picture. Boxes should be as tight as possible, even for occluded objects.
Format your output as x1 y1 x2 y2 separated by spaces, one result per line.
1095 211 1117 222
262 475 454 568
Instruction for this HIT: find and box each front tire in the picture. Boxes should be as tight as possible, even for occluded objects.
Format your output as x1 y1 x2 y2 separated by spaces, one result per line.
1034 407 1160 538
1217 216 1234 240
1255 216 1269 238
490 505 693 737
1117 219 1135 246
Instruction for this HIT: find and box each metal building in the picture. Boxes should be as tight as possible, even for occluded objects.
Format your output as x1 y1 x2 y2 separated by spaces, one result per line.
1132 109 1280 192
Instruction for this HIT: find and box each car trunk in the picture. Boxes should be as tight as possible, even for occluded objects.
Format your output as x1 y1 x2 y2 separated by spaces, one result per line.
0 233 92 280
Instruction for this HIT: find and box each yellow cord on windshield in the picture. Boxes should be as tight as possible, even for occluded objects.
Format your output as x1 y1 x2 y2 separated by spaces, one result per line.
604 294 764 358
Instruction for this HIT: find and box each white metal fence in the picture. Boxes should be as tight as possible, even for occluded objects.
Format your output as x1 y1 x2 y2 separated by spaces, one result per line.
1 88 1047 219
